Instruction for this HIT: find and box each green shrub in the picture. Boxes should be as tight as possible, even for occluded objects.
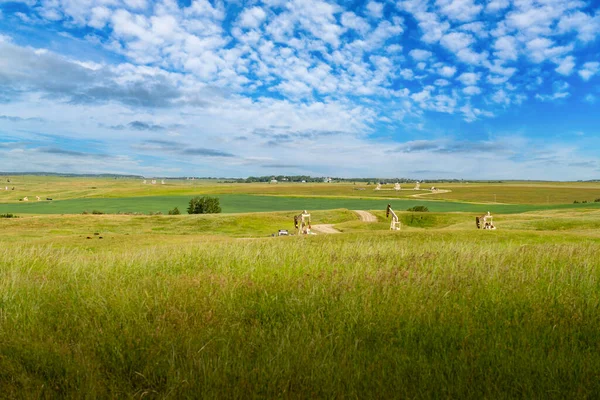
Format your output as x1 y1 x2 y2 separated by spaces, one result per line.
0 213 17 218
187 196 221 214
91 210 105 215
406 205 429 212
573 200 580 204
168 207 181 215
595 198 600 203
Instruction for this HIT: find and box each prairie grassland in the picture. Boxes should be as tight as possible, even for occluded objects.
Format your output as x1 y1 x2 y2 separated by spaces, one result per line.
427 182 600 204
2 228 600 398
0 209 357 244
3 176 600 205
3 208 600 245
3 177 600 397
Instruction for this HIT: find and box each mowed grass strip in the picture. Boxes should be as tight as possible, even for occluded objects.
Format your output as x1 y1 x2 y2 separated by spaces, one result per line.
2 194 600 215
2 231 600 398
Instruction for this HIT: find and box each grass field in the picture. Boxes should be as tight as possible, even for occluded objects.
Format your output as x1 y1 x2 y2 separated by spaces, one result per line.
2 176 600 205
3 176 600 397
3 194 600 216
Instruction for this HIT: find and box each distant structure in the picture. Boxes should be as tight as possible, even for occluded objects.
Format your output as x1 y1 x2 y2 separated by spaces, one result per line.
270 178 278 184
394 183 401 191
23 196 28 201
161 179 165 185
375 183 382 191
323 177 332 183
476 211 496 230
151 180 157 185
414 181 421 190
143 180 147 184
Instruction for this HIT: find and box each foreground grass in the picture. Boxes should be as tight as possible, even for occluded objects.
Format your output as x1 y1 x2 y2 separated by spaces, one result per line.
2 230 600 398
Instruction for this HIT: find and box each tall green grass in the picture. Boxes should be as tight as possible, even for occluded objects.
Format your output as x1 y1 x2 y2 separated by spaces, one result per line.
2 231 600 397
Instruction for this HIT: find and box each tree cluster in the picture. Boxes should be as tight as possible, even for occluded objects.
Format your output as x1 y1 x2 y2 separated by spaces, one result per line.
187 196 221 214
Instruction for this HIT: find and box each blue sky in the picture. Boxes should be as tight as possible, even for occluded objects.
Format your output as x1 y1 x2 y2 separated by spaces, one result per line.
0 0 599 179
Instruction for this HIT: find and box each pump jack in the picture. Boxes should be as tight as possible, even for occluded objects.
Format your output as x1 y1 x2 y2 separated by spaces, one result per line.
386 204 401 230
294 210 312 234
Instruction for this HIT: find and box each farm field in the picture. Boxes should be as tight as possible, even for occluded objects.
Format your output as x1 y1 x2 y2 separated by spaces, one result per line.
2 176 600 397
1 176 600 216
3 193 600 215
2 175 600 205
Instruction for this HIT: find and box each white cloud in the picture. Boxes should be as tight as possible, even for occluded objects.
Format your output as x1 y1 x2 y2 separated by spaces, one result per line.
558 11 600 42
436 0 482 22
486 0 509 14
409 48 432 61
438 65 456 77
535 92 569 101
463 85 481 95
526 38 573 65
88 6 111 29
1 0 600 179
555 56 575 76
440 31 474 53
239 7 267 29
493 36 517 61
124 0 147 10
579 62 599 81
400 69 414 80
341 12 370 34
457 72 479 85
535 81 570 101
584 94 596 104
365 1 384 19
408 9 450 43
491 89 510 105
439 31 487 64
458 22 488 38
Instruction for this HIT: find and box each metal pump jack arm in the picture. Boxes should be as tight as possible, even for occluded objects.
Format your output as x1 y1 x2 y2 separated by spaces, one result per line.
386 204 401 230
294 210 312 235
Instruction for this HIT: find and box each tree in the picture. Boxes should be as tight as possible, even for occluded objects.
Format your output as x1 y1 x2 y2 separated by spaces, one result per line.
187 196 221 214
168 207 181 215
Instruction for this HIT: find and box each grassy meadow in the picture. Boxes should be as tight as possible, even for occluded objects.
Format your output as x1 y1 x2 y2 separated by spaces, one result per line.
2 175 600 397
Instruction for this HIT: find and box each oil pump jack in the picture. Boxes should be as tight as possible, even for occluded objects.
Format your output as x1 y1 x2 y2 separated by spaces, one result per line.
386 204 401 230
294 210 312 235
476 211 496 230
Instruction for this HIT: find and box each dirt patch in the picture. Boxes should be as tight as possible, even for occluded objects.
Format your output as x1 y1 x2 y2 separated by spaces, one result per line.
353 210 377 222
311 224 341 234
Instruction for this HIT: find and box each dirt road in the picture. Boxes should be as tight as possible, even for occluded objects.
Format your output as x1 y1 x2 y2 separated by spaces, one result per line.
353 210 377 222
409 189 451 198
311 224 341 234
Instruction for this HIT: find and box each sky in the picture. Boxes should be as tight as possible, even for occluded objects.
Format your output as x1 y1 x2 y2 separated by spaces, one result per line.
0 0 599 179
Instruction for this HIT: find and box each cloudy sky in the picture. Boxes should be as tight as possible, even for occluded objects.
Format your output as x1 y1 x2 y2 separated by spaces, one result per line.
0 0 599 179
